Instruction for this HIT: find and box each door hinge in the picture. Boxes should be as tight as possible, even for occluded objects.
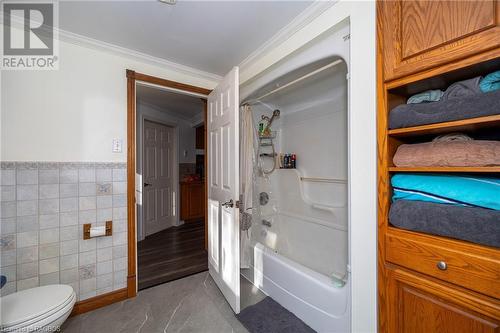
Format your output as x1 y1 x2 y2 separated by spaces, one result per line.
235 200 241 209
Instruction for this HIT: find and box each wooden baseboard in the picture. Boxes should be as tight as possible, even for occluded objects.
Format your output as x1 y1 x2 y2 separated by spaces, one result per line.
70 288 128 316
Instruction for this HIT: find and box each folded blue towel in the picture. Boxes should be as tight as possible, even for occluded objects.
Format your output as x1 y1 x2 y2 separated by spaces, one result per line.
407 90 444 104
480 70 500 93
391 174 500 210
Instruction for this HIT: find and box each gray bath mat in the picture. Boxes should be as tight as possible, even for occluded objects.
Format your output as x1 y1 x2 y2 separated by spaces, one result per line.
237 297 316 333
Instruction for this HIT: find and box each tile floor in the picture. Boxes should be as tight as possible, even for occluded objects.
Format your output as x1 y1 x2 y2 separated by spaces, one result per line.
62 272 249 333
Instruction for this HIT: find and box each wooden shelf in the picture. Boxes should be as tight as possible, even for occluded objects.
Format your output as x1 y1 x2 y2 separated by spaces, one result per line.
389 166 500 173
388 115 500 138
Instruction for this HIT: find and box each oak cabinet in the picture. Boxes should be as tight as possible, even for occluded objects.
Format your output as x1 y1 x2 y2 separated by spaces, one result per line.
386 267 500 333
180 181 205 221
378 0 500 81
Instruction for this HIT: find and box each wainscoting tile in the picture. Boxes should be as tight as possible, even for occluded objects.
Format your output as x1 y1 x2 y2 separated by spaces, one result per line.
79 210 96 224
0 217 17 234
79 196 96 211
96 183 112 196
79 250 96 266
39 242 60 259
79 169 96 183
17 246 38 264
112 169 126 182
60 268 78 283
17 200 37 216
17 261 38 280
79 264 96 280
1 234 16 250
17 277 38 291
60 183 78 198
112 245 127 259
1 186 16 202
96 236 113 249
60 211 78 226
80 277 96 294
97 195 112 209
96 208 112 222
113 219 127 233
16 170 38 185
39 257 59 275
60 225 78 241
113 269 126 287
97 260 113 276
1 250 16 267
61 240 79 256
39 214 59 229
17 185 38 201
97 247 112 263
0 282 16 296
2 265 16 282
96 286 113 296
79 238 96 253
96 169 112 182
80 291 97 301
113 232 127 246
39 169 59 184
97 273 113 289
113 257 127 272
112 182 127 195
1 202 16 218
112 207 127 220
17 231 39 248
39 228 59 244
112 194 127 208
40 272 60 286
60 254 78 270
39 184 59 199
39 199 59 215
1 170 16 186
16 215 38 232
60 169 78 184
79 183 96 197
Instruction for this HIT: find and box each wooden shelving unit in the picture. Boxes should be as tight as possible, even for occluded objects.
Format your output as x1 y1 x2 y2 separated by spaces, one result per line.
388 166 500 173
387 114 500 138
377 1 500 329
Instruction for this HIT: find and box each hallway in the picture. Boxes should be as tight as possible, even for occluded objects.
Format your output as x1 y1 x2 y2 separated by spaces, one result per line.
137 219 207 290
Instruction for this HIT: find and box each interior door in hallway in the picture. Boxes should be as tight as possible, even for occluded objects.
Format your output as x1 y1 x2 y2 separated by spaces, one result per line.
143 120 175 236
207 67 240 313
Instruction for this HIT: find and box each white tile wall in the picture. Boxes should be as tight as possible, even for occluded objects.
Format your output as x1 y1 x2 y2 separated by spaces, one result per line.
0 162 127 300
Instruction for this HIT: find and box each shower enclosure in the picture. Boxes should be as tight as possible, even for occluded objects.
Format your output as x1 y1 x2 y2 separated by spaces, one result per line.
239 26 350 331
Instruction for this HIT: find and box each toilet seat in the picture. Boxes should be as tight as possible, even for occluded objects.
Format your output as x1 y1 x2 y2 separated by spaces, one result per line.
1 285 76 332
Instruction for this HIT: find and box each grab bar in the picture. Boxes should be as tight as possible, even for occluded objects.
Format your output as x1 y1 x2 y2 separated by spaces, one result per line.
300 177 346 184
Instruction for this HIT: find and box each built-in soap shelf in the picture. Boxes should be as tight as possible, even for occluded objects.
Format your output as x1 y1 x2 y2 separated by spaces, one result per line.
83 221 112 240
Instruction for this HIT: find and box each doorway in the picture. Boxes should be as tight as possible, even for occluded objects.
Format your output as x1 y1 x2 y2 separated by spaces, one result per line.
127 71 210 292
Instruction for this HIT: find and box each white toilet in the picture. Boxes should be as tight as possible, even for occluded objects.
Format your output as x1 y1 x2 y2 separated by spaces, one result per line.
1 285 76 332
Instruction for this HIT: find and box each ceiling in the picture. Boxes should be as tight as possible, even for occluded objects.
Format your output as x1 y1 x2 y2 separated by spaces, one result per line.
136 84 204 120
59 1 312 76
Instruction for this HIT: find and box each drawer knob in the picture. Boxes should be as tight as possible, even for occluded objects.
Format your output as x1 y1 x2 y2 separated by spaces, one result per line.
437 261 447 271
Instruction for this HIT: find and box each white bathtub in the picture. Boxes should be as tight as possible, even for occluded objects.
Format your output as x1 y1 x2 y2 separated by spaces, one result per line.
242 242 350 333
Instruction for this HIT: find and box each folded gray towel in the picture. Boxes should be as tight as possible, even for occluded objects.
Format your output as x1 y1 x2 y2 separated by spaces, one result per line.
442 76 482 100
389 89 500 129
389 200 500 248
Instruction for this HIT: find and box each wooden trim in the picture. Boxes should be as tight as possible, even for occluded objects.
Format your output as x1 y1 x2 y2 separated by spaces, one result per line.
389 167 500 173
127 71 212 96
126 69 212 302
203 99 208 251
70 289 128 316
127 70 138 298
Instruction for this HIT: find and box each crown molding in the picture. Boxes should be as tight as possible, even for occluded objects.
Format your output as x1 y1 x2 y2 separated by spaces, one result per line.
57 28 222 85
238 1 337 82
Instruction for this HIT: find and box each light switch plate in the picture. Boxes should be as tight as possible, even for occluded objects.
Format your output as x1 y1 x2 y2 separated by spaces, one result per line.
112 138 123 153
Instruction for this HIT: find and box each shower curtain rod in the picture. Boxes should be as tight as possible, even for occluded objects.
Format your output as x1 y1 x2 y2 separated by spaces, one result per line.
243 59 344 105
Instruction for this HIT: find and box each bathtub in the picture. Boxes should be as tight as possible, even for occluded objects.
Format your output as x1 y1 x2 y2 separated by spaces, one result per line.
242 241 350 333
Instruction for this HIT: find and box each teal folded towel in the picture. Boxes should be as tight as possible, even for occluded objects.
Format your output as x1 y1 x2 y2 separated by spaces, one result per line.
391 173 500 210
407 90 444 104
480 70 500 93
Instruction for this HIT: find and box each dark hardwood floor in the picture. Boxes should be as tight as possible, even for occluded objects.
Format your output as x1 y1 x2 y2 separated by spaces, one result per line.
137 219 208 290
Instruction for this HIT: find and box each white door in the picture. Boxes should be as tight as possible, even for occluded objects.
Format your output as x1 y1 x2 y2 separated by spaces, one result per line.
207 67 240 313
143 120 175 236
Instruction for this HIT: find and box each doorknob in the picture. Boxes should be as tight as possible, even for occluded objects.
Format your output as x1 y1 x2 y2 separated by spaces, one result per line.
221 199 234 208
144 183 152 187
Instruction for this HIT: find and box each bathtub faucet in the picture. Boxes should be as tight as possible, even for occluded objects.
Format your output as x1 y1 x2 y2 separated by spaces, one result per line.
262 219 272 227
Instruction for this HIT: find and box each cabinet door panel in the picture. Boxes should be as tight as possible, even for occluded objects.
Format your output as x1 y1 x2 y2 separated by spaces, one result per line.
378 0 500 81
386 267 500 333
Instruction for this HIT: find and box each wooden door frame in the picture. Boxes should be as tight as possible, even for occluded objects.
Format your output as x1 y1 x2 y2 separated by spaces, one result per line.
126 70 212 298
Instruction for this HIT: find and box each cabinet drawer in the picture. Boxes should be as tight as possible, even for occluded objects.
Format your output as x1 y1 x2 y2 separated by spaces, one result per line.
386 231 500 299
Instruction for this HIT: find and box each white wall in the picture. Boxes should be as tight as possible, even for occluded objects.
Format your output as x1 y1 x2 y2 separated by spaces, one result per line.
239 1 377 332
1 35 217 162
